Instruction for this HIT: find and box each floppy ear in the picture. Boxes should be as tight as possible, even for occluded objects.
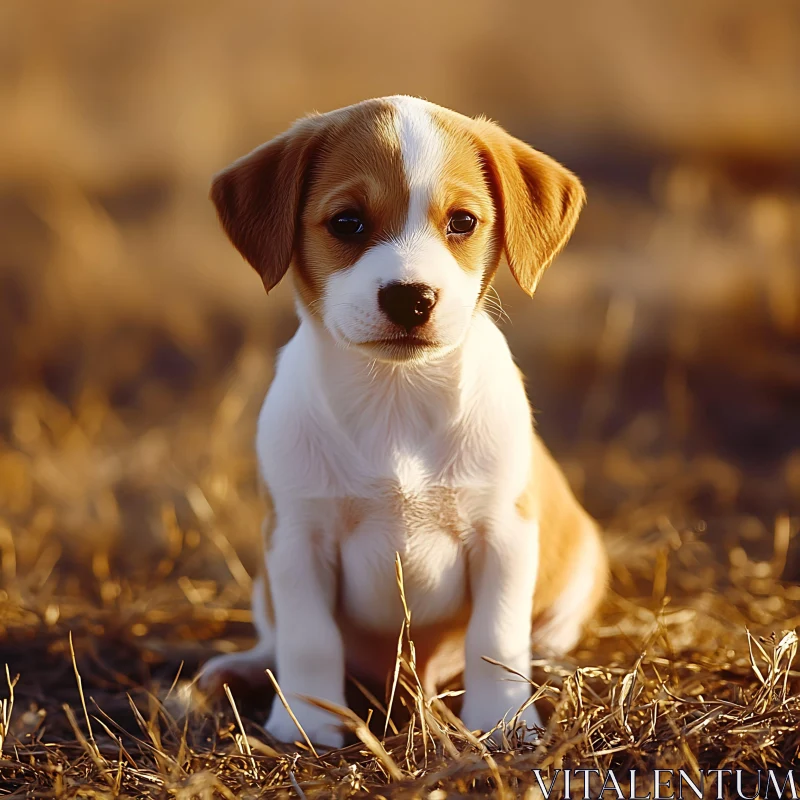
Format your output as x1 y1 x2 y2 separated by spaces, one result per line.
475 120 585 296
210 117 321 293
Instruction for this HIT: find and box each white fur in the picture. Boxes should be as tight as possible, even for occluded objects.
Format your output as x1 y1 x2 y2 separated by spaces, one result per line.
254 311 540 746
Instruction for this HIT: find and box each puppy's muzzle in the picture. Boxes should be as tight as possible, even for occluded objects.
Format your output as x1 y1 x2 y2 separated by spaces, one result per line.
378 282 438 331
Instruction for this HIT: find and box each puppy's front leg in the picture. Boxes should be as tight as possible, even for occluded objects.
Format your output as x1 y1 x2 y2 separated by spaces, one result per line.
461 516 541 737
265 517 346 749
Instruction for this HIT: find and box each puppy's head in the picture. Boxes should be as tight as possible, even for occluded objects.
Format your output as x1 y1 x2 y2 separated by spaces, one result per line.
212 96 584 363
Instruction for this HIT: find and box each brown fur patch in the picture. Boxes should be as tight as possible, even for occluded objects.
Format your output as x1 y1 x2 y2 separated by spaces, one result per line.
427 109 503 286
292 101 410 313
516 433 607 621
211 98 410 309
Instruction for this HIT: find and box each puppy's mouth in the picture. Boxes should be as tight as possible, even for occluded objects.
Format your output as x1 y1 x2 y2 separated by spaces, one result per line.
368 335 436 348
356 334 441 360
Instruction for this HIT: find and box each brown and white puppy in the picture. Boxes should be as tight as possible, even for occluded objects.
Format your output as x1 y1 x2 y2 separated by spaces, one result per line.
199 96 607 748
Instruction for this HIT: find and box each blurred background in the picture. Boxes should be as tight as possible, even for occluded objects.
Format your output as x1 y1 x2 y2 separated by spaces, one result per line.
1 0 799 650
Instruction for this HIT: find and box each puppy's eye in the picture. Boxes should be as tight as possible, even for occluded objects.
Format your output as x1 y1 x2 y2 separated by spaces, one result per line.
329 212 366 238
447 211 477 235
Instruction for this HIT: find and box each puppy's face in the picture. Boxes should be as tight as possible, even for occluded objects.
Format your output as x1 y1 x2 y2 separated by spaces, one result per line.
212 97 585 363
301 99 500 362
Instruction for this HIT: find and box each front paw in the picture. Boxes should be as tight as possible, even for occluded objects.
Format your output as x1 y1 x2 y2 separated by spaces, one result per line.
265 702 344 750
461 690 542 742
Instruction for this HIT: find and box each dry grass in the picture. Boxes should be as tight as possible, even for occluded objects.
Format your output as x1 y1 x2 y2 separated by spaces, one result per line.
2 2 800 797
1 182 799 794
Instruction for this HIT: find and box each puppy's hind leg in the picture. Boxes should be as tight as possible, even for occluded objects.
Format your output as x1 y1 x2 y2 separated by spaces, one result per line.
531 524 607 657
197 572 275 695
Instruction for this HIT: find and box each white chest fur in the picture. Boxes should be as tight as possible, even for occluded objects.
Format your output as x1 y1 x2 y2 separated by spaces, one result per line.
257 311 533 635
338 486 469 630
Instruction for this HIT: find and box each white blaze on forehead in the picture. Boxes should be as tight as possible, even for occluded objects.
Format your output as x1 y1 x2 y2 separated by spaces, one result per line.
389 96 446 239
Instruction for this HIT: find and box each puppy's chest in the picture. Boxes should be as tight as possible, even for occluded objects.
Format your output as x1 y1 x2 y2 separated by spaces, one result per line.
279 389 500 631
334 482 472 632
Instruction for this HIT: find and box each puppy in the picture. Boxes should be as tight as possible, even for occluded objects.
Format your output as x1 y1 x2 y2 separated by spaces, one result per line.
199 96 607 748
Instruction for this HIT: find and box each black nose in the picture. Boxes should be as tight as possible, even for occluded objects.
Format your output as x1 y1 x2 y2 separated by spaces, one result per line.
378 282 438 331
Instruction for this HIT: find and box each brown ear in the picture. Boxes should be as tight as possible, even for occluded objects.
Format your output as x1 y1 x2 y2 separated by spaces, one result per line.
475 120 585 296
210 117 321 293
